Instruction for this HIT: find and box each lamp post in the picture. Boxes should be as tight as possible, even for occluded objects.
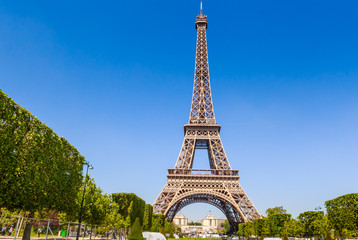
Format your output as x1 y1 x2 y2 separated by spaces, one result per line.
76 161 94 240
315 206 323 240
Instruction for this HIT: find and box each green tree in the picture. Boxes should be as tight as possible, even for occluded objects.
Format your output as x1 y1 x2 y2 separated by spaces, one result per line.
151 214 165 232
169 229 174 238
151 218 160 232
59 177 117 228
143 204 153 231
285 219 304 237
298 211 325 238
81 177 110 226
244 222 254 238
325 193 358 237
129 218 143 240
269 213 291 237
254 218 266 237
0 90 84 240
221 220 230 233
104 201 124 229
261 218 271 237
266 207 287 217
238 223 244 239
264 207 291 237
112 193 146 226
187 222 202 226
164 221 173 234
237 222 254 239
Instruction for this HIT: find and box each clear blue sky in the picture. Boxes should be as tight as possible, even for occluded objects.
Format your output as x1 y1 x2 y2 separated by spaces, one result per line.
1 0 358 222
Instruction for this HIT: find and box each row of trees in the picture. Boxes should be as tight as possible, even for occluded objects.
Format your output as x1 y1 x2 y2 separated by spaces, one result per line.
0 89 85 239
0 90 175 239
1 173 170 239
55 178 163 234
60 184 176 238
234 193 358 239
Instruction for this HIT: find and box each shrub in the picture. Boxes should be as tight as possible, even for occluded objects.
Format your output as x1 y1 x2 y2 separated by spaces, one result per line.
169 230 174 238
129 218 143 240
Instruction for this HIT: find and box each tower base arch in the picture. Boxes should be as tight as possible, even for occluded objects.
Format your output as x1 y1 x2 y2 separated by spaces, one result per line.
153 169 261 233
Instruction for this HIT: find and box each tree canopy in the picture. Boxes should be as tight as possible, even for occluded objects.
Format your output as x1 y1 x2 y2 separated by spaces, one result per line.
325 193 358 237
0 90 85 214
0 89 85 240
112 193 146 227
298 211 326 238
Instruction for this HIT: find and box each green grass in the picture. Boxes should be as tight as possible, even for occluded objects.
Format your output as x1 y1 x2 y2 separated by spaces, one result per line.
168 238 221 240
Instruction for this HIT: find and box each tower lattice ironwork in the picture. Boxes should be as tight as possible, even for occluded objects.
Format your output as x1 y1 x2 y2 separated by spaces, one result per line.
153 3 261 232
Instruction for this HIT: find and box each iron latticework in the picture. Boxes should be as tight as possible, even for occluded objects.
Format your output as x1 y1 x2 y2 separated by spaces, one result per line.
190 6 215 124
153 3 261 232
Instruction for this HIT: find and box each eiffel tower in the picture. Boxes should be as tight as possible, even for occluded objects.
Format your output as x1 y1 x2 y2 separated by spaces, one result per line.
153 3 261 231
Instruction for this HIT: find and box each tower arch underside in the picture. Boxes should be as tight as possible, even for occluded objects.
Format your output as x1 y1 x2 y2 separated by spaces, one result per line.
165 192 242 230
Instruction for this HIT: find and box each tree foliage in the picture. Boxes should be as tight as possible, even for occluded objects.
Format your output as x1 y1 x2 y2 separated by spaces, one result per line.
0 89 84 240
269 213 291 237
112 193 146 226
266 206 287 217
104 201 123 228
169 229 174 238
221 220 230 233
151 214 165 232
285 219 304 237
0 90 84 213
81 177 113 226
326 229 333 240
164 221 173 234
58 175 118 227
187 222 202 226
129 217 143 240
254 218 270 237
143 204 153 231
325 193 358 237
298 211 326 238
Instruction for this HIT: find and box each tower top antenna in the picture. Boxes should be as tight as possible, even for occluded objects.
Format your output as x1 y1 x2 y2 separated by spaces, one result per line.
200 1 203 15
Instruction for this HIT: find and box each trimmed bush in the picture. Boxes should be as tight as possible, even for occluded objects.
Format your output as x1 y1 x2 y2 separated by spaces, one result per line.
169 230 174 238
112 193 146 226
129 218 143 240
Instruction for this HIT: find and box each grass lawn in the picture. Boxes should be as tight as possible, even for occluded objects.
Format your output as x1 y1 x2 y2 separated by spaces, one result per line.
168 238 222 240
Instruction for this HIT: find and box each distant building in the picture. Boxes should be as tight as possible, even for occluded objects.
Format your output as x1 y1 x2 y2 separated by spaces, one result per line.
173 213 188 226
202 214 226 229
173 214 226 234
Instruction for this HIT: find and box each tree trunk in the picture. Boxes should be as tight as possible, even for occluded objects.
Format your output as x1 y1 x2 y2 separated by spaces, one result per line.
22 213 34 240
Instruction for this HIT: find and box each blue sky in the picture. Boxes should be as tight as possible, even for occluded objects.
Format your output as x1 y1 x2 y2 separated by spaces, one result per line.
1 0 358 221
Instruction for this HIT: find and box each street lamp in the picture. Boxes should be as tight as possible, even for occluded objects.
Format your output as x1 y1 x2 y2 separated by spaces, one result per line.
76 161 94 240
315 206 323 240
